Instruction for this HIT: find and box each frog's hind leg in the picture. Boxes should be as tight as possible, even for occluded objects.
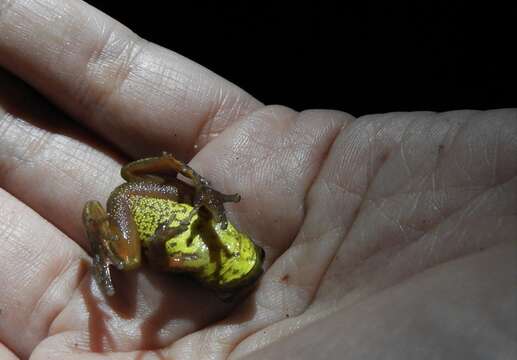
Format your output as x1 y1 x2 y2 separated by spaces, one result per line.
83 201 126 296
105 181 185 266
122 153 241 229
120 153 191 183
84 181 182 296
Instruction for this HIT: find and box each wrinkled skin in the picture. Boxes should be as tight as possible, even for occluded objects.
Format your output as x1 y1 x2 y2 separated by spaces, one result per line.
0 1 516 359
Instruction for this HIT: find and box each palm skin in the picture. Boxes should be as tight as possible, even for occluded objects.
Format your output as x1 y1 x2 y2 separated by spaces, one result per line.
0 1 515 360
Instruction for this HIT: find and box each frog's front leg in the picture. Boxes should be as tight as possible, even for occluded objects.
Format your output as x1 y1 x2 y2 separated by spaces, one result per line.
121 153 241 229
146 209 206 271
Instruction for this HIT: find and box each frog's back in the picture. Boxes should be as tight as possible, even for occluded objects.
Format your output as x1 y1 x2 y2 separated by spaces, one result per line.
106 181 186 241
129 193 192 244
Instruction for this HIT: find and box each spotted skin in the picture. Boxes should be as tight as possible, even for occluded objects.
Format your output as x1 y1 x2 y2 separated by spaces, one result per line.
83 153 264 297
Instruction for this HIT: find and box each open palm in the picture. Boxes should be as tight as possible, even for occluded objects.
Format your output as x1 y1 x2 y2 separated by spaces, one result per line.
0 1 515 359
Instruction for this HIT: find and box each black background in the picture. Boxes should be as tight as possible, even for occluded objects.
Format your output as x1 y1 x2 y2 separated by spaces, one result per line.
85 1 516 116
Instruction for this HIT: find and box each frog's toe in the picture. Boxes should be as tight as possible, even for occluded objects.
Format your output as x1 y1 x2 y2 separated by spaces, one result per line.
222 193 241 203
93 254 116 296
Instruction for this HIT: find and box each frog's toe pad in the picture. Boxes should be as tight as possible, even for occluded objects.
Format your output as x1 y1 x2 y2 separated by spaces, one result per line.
93 255 116 296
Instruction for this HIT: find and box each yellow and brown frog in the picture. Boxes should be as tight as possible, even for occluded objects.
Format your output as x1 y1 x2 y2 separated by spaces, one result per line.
83 153 264 298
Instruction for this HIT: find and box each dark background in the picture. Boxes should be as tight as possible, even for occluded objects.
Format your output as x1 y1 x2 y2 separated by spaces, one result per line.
85 1 516 116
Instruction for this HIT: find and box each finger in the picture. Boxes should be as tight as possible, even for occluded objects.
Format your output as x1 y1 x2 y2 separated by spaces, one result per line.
0 68 125 249
0 188 88 358
0 0 262 159
0 343 19 360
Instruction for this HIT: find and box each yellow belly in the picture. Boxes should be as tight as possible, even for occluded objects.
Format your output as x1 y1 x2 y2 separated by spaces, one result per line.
129 195 259 289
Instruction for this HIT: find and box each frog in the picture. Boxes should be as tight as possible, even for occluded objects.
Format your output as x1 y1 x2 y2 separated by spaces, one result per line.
82 153 264 298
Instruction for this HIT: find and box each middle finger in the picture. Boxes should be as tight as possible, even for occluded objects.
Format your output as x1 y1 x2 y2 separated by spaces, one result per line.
0 0 262 160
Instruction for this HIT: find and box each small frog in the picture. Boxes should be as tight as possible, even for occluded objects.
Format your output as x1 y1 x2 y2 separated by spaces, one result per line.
83 153 264 298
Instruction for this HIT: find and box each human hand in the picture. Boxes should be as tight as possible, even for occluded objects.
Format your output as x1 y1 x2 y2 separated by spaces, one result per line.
0 1 515 359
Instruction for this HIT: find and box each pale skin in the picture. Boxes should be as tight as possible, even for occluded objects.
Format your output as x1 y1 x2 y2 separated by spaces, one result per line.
0 1 515 360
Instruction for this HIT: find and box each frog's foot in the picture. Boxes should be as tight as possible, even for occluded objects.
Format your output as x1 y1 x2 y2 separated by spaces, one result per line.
158 152 240 229
192 182 240 231
91 244 116 296
123 153 241 229
83 201 126 296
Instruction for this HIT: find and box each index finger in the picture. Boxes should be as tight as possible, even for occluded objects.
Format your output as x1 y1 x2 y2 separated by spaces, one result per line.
0 0 262 160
